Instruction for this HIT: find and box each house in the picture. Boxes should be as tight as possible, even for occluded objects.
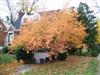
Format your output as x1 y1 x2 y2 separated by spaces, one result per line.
0 11 24 51
21 8 75 25
0 18 19 50
0 11 25 50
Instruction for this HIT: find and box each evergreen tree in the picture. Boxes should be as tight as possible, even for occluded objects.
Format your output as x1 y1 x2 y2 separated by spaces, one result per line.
77 2 99 56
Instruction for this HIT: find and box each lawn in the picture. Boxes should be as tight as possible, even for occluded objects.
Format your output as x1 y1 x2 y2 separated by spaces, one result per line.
21 56 98 75
0 54 15 64
0 54 23 75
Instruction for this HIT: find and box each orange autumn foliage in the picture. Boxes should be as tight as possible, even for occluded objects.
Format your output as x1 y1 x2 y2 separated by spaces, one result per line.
11 10 86 53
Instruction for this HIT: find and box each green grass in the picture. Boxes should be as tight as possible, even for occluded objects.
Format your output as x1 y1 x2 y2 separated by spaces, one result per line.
83 58 98 75
0 54 15 64
20 56 98 75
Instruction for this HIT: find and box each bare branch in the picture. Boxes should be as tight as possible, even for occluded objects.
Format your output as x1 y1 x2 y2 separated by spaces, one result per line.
91 0 100 14
5 0 11 11
5 0 14 24
28 0 39 14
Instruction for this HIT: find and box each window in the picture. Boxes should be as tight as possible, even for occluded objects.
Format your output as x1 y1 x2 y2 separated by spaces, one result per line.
34 15 39 21
17 32 19 35
8 33 14 43
23 18 27 23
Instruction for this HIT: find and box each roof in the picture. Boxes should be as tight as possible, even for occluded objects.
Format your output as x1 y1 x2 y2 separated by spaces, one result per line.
0 19 15 31
21 9 62 25
21 12 40 24
15 8 74 29
38 9 62 15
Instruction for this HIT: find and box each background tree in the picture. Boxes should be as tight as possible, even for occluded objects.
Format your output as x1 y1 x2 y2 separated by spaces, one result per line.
96 18 100 43
91 0 100 15
17 0 40 14
11 10 86 54
4 0 40 27
77 2 99 56
4 0 16 25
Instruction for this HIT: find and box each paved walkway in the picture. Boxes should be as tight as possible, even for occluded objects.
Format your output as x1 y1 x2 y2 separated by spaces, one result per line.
14 64 33 75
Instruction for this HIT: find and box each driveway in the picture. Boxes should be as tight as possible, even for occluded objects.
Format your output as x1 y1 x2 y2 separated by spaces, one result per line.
14 64 33 75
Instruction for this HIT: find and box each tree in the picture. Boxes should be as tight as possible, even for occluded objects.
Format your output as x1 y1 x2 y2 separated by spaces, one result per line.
91 0 100 15
77 2 98 56
11 9 86 54
4 0 15 25
4 0 40 27
17 0 39 14
96 19 100 43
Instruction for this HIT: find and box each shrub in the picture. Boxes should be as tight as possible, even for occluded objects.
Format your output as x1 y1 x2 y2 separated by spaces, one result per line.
32 58 36 64
2 45 8 53
67 47 78 55
80 48 88 56
57 52 68 60
45 57 49 62
15 49 33 64
88 44 100 57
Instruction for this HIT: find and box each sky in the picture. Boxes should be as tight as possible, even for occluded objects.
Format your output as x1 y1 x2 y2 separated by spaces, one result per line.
0 0 100 19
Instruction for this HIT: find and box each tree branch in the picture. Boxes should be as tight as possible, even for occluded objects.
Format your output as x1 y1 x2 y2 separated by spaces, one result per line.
28 0 39 14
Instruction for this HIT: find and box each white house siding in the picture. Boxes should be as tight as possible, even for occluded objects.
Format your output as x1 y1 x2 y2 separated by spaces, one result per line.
5 31 14 46
0 46 2 50
34 52 49 63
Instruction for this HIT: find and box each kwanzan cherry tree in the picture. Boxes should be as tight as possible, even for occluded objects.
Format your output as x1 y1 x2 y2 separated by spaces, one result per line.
11 9 86 54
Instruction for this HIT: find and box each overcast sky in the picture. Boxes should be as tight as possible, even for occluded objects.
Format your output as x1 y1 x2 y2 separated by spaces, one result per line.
0 0 100 19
